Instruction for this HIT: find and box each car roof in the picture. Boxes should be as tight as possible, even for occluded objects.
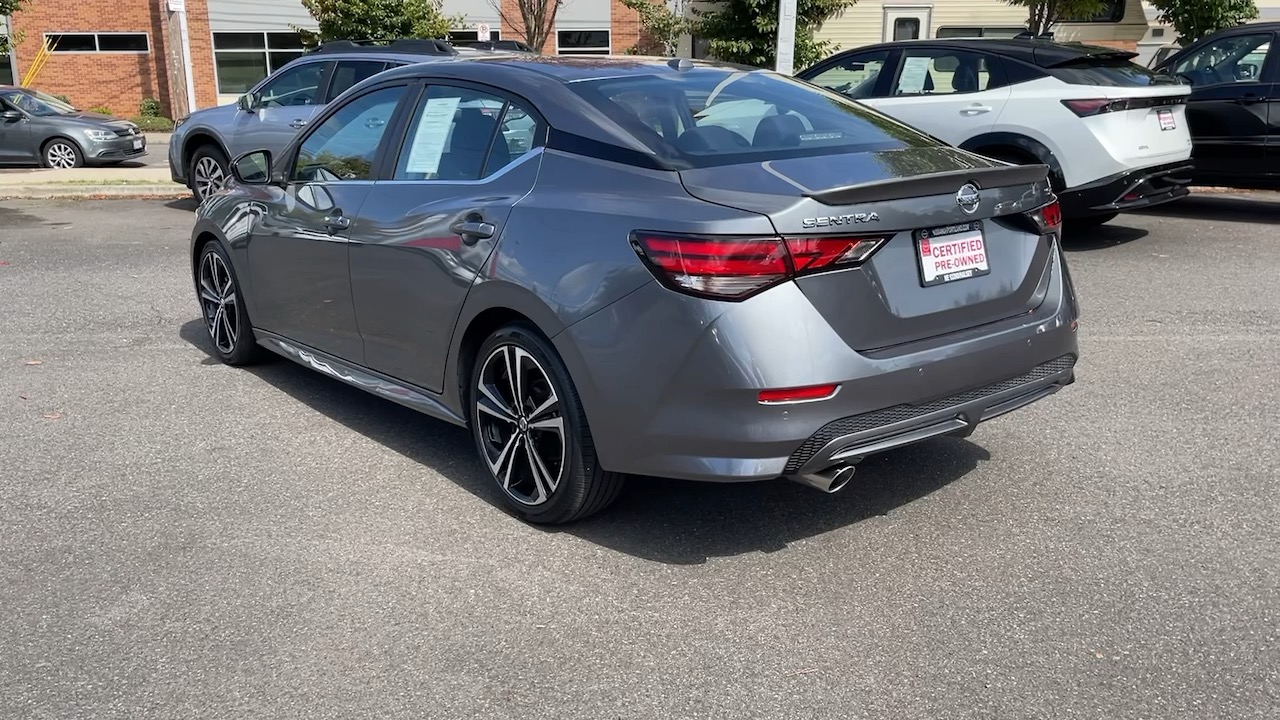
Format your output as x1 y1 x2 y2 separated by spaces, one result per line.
817 38 1138 69
378 54 749 82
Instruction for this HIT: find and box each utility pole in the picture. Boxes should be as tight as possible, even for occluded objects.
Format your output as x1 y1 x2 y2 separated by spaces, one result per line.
162 0 198 117
774 0 797 74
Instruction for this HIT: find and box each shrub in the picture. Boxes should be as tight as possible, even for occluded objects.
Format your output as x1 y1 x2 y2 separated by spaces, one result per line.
128 115 176 132
53 93 72 105
139 97 162 117
88 105 114 116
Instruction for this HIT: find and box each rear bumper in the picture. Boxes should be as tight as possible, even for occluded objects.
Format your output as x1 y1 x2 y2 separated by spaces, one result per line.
557 238 1080 483
1059 160 1193 217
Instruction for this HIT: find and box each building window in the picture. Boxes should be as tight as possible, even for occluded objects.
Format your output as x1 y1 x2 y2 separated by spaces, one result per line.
44 32 150 53
212 32 306 95
448 29 502 43
936 27 1027 39
556 30 610 55
893 18 920 41
0 54 13 84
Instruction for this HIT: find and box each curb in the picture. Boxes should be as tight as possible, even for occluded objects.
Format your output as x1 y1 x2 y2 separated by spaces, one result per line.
0 185 190 200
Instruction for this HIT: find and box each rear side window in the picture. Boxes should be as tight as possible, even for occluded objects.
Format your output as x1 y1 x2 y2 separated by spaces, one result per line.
1047 59 1171 87
565 69 938 169
326 61 389 102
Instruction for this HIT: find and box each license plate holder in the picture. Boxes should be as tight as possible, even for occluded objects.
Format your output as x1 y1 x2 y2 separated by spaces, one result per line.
916 221 990 287
132 138 144 150
1157 108 1176 131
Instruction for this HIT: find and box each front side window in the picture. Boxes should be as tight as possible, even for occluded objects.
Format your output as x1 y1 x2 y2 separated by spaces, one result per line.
259 61 328 108
894 50 997 95
804 50 890 99
294 85 406 182
394 86 540 181
1173 34 1273 86
557 30 610 55
0 89 76 116
567 69 938 169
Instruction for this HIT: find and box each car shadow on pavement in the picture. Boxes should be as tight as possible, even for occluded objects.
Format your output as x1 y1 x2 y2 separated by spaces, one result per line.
180 319 990 565
1060 222 1148 252
1133 193 1280 224
165 197 199 212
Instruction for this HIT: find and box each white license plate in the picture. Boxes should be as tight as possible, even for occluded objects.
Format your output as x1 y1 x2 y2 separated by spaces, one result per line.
916 222 990 287
1157 109 1176 131
132 138 144 150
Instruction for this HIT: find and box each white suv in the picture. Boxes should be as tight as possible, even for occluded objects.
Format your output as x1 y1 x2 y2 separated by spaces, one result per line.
799 39 1194 226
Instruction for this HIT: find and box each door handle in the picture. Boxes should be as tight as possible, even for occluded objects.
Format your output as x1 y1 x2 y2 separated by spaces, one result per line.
450 215 496 245
960 105 993 116
364 118 386 129
289 118 309 129
1234 94 1265 105
323 212 350 233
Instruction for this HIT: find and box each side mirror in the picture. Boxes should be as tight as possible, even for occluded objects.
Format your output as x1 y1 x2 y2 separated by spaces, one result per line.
237 93 261 113
231 150 275 185
0 110 22 121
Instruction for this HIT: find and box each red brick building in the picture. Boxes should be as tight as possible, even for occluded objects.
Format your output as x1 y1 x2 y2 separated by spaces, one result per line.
2 0 652 118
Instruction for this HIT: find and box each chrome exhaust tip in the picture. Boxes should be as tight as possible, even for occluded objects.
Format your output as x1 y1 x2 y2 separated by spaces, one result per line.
789 465 856 494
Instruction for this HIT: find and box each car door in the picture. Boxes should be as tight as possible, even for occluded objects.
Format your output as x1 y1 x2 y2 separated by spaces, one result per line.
1166 31 1276 182
861 47 1013 146
800 49 897 101
230 59 333 161
0 96 33 163
349 82 544 394
245 82 410 362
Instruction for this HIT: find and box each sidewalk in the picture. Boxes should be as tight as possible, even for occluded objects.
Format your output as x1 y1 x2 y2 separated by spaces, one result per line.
0 133 187 199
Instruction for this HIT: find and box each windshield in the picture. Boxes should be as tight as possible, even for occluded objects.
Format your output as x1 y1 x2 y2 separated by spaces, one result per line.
566 68 937 169
1 89 78 116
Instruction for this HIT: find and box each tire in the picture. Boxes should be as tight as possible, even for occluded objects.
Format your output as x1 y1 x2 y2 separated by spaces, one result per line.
195 241 266 366
190 145 230 203
469 324 626 524
41 138 83 169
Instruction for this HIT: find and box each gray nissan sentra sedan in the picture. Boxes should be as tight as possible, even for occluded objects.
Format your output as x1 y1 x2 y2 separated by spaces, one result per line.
190 55 1080 524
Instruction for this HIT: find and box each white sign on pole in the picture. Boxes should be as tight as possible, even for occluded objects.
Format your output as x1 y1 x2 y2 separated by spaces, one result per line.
167 0 185 12
478 23 491 42
774 0 797 75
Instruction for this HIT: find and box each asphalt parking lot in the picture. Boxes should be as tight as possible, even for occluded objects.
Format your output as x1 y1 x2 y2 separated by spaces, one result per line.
1 195 1277 719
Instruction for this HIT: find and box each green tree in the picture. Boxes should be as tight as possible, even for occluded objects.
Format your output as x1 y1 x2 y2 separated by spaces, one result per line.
0 0 28 54
694 0 855 70
488 0 561 52
1005 0 1105 36
297 0 458 45
1149 0 1259 46
621 0 691 56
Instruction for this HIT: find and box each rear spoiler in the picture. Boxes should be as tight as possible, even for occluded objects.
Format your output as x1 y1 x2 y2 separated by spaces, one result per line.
805 163 1049 206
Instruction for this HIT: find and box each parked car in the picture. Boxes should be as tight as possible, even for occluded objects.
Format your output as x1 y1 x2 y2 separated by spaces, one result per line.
0 86 145 168
191 56 1079 524
170 38 505 202
1144 43 1179 69
798 39 1194 226
1152 23 1279 190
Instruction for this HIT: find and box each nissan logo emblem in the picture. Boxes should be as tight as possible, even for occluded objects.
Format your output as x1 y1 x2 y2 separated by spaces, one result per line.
956 183 981 214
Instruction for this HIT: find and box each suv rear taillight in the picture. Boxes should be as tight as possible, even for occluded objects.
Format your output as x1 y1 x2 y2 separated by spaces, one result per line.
630 232 888 300
1061 96 1183 117
1025 199 1063 235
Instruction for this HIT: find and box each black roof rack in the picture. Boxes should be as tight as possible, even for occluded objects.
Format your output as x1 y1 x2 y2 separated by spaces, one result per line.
308 38 458 56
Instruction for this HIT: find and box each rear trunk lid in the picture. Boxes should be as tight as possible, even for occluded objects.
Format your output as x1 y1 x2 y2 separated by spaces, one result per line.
1047 55 1193 165
679 147 1058 352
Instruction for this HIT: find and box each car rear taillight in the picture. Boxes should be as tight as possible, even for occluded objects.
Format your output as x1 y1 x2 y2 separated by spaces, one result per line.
1025 199 1063 235
630 232 888 300
1061 98 1137 117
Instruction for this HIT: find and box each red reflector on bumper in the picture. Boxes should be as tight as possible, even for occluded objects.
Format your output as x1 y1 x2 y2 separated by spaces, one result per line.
758 384 839 404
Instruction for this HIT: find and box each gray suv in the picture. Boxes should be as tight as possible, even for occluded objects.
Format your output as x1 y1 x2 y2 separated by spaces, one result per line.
170 39 482 202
